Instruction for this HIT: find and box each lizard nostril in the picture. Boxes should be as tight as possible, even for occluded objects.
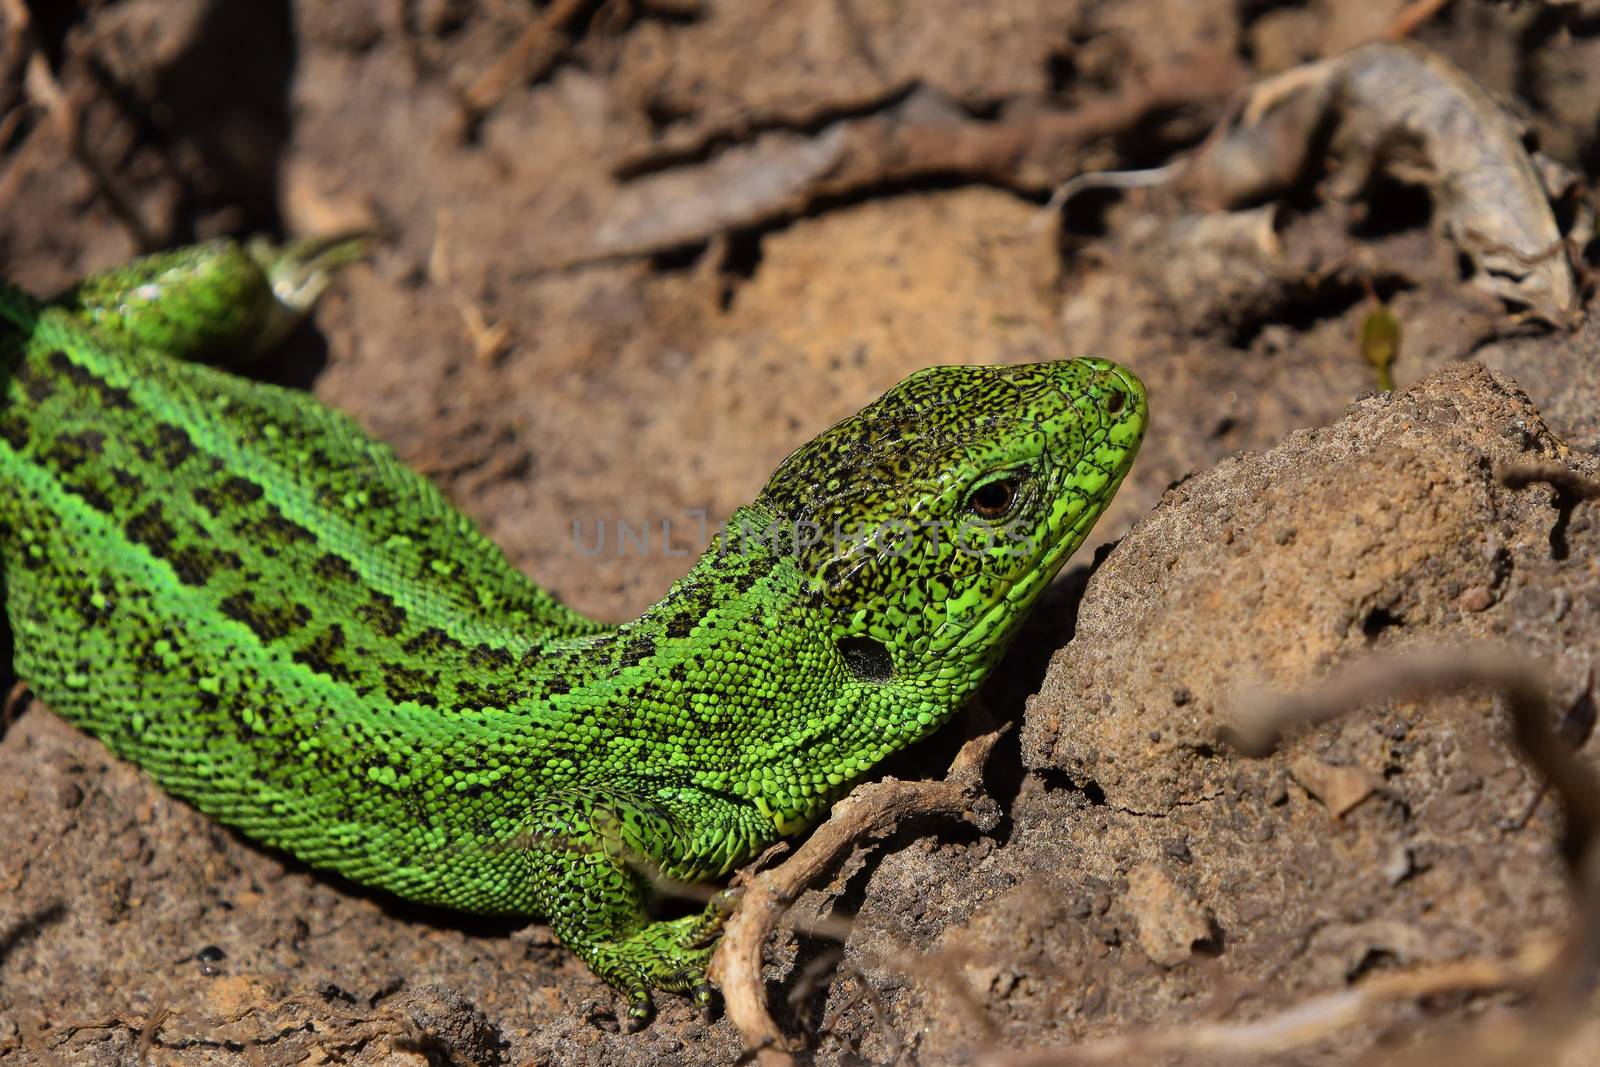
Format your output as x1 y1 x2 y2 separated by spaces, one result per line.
1105 391 1125 415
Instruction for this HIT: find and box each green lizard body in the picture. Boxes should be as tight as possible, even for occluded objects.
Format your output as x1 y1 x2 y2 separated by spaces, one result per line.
0 240 1146 1020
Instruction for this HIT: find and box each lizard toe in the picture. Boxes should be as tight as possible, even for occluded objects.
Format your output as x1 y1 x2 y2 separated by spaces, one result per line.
621 988 654 1032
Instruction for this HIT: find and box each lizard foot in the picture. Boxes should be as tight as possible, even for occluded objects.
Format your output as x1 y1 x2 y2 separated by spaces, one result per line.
588 897 736 1028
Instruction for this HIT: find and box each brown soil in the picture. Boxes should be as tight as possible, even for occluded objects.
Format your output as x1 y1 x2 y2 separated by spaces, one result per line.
2 1 1599 1064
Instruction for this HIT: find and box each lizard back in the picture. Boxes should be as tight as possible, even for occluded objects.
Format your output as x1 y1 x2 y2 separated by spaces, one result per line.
0 288 619 909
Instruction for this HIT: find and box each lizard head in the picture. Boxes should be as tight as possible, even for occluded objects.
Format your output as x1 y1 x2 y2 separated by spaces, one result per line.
758 357 1146 696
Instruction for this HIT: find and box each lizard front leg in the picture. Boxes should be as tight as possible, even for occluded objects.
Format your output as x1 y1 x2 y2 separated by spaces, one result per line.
522 791 735 1026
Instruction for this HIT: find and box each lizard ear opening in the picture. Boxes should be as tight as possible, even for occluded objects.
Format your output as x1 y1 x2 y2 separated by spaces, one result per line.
836 635 894 683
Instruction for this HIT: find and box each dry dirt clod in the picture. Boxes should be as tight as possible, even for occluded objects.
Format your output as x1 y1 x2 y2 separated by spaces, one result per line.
1124 861 1212 968
1290 754 1382 818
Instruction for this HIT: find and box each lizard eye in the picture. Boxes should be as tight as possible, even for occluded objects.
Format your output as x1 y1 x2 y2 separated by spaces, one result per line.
967 476 1020 520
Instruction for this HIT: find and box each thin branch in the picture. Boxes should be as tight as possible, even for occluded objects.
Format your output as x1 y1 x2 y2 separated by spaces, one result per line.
135 999 172 1065
1382 0 1455 41
564 52 1246 269
709 726 1006 1066
453 0 588 131
977 943 1556 1066
1498 462 1600 500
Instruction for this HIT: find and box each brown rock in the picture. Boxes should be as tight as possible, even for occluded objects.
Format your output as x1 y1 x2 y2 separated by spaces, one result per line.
1125 862 1212 968
1289 755 1381 818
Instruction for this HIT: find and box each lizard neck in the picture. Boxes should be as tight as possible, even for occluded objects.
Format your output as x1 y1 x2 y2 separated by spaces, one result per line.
587 503 982 836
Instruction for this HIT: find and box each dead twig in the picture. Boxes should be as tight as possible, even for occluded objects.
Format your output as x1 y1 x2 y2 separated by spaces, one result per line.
573 53 1246 268
1498 462 1600 500
135 999 171 1065
1027 84 1249 236
51 988 464 1059
452 0 588 133
1382 0 1455 41
806 54 1242 192
977 943 1557 1066
810 964 904 1064
1025 162 1187 235
608 83 914 181
0 681 30 740
709 725 1006 1066
429 209 513 365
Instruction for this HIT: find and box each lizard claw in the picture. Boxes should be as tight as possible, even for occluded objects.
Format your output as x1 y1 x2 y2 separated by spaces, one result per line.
692 980 718 1020
622 989 654 1032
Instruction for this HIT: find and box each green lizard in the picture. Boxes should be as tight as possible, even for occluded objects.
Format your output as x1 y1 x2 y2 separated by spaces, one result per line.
0 239 1146 1022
